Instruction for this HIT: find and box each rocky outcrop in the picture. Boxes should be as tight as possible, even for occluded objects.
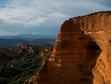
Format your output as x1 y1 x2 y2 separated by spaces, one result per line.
26 11 111 84
21 43 31 50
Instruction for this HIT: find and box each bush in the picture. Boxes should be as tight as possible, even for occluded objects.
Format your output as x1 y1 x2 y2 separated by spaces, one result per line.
0 77 10 84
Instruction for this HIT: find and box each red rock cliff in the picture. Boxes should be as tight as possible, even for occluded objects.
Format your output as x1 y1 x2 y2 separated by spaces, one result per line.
26 11 111 84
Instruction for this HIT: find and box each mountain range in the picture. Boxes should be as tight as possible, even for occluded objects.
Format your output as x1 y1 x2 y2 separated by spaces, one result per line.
0 34 56 48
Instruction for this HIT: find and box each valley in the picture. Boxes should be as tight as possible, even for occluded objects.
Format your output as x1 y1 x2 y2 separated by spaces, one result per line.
0 43 52 84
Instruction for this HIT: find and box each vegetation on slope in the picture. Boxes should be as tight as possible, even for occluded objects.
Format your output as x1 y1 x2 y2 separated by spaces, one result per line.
0 44 52 84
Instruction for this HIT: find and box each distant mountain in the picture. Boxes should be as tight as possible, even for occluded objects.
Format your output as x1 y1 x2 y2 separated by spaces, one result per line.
0 34 56 48
0 34 57 41
0 39 28 47
31 39 56 45
0 38 56 48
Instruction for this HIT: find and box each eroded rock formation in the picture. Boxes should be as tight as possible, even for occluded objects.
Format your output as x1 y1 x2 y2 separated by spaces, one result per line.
27 11 111 84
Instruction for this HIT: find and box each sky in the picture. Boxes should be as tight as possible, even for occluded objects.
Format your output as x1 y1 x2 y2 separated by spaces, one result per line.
0 0 111 36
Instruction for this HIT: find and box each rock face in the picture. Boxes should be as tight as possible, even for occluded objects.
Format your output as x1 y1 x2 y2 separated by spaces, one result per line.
27 12 111 84
21 43 31 50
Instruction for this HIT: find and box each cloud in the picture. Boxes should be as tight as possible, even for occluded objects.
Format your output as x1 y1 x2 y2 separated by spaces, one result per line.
0 0 110 35
0 0 70 26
